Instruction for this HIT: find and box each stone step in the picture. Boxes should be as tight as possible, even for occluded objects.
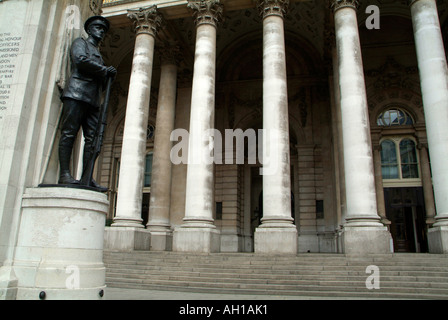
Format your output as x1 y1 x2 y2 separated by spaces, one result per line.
105 268 448 284
104 251 448 299
104 251 448 262
105 278 448 299
107 282 448 300
106 272 448 290
103 253 448 267
105 260 448 273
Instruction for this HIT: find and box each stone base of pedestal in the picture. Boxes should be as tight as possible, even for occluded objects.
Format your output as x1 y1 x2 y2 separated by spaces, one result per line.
148 231 173 251
173 227 221 253
104 227 151 251
341 226 393 255
254 227 298 254
428 226 448 254
220 233 243 253
298 233 319 253
0 268 18 300
10 187 109 300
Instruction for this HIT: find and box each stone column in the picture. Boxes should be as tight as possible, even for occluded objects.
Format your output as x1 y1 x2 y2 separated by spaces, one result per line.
331 0 392 254
417 143 436 226
107 6 162 250
254 0 297 254
146 44 179 251
172 0 223 253
409 0 448 253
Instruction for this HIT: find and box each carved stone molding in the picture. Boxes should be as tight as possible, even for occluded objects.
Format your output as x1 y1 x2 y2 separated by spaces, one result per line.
188 0 224 28
127 5 163 37
365 56 419 91
256 0 289 19
330 0 360 12
90 0 103 15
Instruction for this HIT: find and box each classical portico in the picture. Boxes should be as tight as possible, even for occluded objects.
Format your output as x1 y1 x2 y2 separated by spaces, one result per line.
4 0 448 302
96 0 448 254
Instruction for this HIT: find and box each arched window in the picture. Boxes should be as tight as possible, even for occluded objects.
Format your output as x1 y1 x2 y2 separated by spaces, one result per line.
377 108 414 127
380 138 420 183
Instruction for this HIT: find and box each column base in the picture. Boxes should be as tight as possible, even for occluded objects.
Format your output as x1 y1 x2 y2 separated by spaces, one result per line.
104 227 151 251
148 231 173 251
12 187 108 300
254 226 298 254
341 226 393 255
428 226 448 254
173 226 221 253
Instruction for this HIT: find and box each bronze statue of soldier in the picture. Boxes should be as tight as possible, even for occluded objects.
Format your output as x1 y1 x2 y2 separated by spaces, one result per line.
58 16 116 192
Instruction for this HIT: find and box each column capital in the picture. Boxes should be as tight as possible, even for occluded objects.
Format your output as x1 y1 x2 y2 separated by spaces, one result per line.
417 142 429 150
127 5 163 36
330 0 360 12
188 0 224 28
256 0 289 19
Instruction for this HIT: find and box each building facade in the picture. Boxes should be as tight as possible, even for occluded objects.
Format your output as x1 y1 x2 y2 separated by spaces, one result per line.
1 1 448 294
98 0 448 254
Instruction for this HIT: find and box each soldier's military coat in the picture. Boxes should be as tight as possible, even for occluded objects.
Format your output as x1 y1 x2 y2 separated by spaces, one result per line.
61 37 108 108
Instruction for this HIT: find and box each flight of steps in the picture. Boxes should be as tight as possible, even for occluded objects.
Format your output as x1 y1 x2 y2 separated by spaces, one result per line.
104 250 448 299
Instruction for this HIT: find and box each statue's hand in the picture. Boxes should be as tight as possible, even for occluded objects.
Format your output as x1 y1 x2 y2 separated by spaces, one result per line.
106 66 117 78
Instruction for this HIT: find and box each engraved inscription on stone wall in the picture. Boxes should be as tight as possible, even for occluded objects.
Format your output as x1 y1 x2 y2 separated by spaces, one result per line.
0 32 21 121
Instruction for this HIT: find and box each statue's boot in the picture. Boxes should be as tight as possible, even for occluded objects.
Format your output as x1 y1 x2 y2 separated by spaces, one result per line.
58 146 80 185
82 149 108 192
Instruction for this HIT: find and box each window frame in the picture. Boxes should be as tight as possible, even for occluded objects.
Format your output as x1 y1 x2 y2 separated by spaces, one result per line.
380 136 422 188
143 151 154 193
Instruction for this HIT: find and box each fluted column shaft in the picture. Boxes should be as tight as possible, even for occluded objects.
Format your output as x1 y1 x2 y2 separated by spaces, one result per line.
254 0 297 254
173 0 223 253
417 143 436 225
410 0 448 253
146 45 179 250
259 0 293 226
331 0 392 254
332 1 381 227
113 6 162 228
410 0 448 227
182 0 222 227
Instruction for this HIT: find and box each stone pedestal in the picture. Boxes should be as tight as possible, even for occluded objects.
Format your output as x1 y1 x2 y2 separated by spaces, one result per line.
12 187 109 300
428 226 448 254
298 233 319 253
104 227 151 251
255 226 297 254
173 226 220 253
341 226 393 255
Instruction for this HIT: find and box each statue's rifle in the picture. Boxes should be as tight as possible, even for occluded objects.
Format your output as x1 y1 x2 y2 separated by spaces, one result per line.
80 75 114 188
